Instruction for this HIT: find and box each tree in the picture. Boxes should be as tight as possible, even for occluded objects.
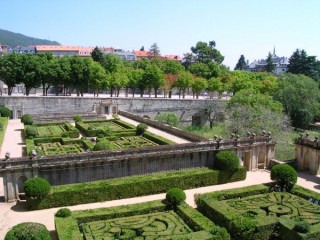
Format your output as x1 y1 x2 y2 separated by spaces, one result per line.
127 68 144 97
0 53 21 95
175 71 193 98
272 73 319 128
204 99 224 129
287 49 319 81
69 56 91 96
192 77 207 99
149 42 160 57
88 61 108 97
271 164 297 191
140 46 145 51
109 70 128 97
265 52 275 73
143 64 164 97
207 77 223 98
190 41 224 64
234 55 247 70
91 46 104 64
20 54 42 96
188 62 211 79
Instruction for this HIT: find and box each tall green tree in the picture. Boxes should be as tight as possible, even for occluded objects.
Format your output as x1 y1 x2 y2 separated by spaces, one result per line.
192 77 207 99
175 71 193 98
234 55 247 70
69 56 91 96
190 41 224 64
91 46 104 64
143 64 164 98
272 73 320 128
287 49 319 81
265 52 275 73
207 77 223 98
188 62 211 79
0 53 21 95
149 42 160 57
20 54 42 96
89 61 108 97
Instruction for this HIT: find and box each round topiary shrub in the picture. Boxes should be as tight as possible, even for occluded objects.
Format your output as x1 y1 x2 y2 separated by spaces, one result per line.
25 126 38 139
5 222 51 240
165 188 186 208
214 150 240 171
24 177 51 199
210 225 230 240
0 107 11 118
271 164 297 191
21 114 34 125
136 123 148 135
93 141 111 151
73 115 82 122
55 208 72 218
293 221 310 233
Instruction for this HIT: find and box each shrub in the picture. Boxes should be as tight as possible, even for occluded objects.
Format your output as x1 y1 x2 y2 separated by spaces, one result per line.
0 122 3 129
271 164 297 191
136 123 148 135
214 150 240 171
293 220 310 233
25 126 38 139
166 188 186 208
21 114 34 125
5 222 51 240
210 225 230 240
55 208 72 218
0 107 11 118
24 177 51 199
73 115 82 122
93 141 111 151
155 112 179 127
61 132 69 138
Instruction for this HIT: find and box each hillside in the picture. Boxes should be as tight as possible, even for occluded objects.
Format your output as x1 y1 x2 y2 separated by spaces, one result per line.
0 29 60 47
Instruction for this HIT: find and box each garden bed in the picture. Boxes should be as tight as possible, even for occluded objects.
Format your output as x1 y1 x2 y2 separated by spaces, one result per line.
196 184 320 240
55 200 226 240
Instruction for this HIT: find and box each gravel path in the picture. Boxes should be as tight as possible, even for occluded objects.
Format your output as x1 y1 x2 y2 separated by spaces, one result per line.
0 119 320 239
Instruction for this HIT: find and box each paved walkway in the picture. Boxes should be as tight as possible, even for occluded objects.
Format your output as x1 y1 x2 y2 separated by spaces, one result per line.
0 120 320 239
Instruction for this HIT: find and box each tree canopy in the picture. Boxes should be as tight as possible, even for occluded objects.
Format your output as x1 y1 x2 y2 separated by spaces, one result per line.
190 41 224 64
234 55 247 70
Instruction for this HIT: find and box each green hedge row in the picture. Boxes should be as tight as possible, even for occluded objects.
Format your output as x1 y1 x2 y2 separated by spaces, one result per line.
143 131 176 145
279 217 320 240
0 117 8 148
291 185 320 202
55 200 228 240
112 119 136 129
27 167 246 210
75 121 101 137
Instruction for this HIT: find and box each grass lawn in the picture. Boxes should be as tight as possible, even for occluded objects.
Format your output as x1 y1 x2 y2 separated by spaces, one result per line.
0 117 8 148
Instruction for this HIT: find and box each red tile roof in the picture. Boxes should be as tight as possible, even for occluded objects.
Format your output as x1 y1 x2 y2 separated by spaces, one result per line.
134 50 151 57
36 45 79 51
163 55 182 61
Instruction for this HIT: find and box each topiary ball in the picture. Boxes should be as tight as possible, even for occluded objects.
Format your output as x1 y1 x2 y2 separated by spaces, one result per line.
93 141 111 151
0 107 11 118
55 208 72 218
25 126 37 139
214 150 240 171
271 164 297 191
5 222 51 240
165 188 186 208
24 177 51 199
136 123 148 135
21 114 34 125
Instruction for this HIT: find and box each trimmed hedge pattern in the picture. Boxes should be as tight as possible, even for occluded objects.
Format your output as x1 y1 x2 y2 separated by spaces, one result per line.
27 167 246 210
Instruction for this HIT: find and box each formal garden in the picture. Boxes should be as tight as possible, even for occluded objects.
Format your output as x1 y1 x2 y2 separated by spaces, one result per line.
23 116 175 156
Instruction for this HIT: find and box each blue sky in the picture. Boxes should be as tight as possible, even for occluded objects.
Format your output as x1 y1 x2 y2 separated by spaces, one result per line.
1 0 320 68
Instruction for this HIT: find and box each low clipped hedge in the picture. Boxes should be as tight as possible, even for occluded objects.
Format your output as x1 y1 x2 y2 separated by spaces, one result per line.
21 114 34 125
27 167 246 210
5 222 51 240
0 117 8 148
55 199 229 240
143 131 176 145
0 107 11 117
112 119 136 129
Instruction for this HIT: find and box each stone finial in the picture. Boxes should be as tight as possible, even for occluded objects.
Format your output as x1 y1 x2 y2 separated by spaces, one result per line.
231 133 235 139
251 133 256 139
262 130 266 135
247 132 251 137
5 151 10 160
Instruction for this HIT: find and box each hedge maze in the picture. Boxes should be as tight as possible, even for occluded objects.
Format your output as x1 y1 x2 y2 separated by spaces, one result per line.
196 185 320 240
35 141 85 155
81 211 192 239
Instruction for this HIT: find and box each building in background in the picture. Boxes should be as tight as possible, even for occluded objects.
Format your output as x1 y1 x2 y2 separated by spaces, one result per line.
113 49 137 61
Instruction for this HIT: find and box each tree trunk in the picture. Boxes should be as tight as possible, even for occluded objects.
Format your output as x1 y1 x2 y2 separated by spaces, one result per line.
125 87 128 97
42 83 46 96
140 88 143 97
110 87 113 97
25 87 31 96
8 86 13 96
169 90 172 98
154 88 158 98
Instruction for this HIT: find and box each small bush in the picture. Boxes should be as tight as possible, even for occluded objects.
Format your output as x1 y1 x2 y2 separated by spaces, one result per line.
55 208 72 218
293 220 310 233
21 114 34 125
0 107 11 118
61 132 69 138
73 115 82 122
210 225 230 240
98 133 104 138
25 126 38 139
166 188 186 208
5 222 51 240
136 123 148 135
155 112 179 127
214 150 240 171
24 177 51 199
93 141 111 151
271 164 297 191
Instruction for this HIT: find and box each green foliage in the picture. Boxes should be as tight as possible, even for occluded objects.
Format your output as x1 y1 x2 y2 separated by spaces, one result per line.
25 126 38 139
192 77 207 98
293 220 310 233
21 114 34 125
265 52 275 72
26 167 246 209
271 164 298 191
93 140 111 151
166 188 186 208
143 131 176 145
210 225 230 240
190 41 224 64
215 150 240 171
0 107 11 117
136 123 148 135
5 222 51 240
234 54 247 70
73 115 82 122
55 208 72 218
155 112 179 127
24 177 51 199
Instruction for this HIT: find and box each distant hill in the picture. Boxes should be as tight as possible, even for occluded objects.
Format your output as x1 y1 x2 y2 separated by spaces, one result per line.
0 29 60 47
